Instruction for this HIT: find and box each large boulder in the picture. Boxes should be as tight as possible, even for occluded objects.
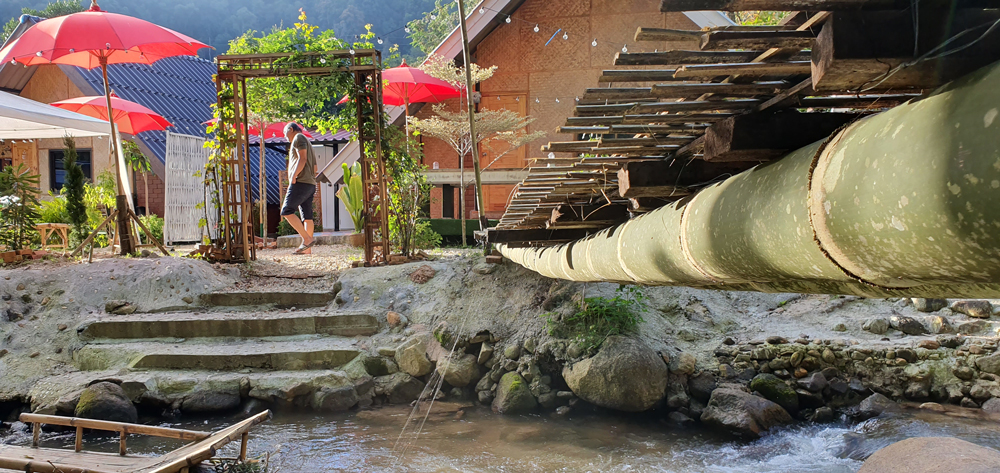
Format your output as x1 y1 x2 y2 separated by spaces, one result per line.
310 386 359 412
749 374 799 414
975 354 1000 375
436 354 480 387
859 437 1000 473
374 373 425 404
890 316 929 335
688 372 718 403
395 334 434 377
492 372 536 414
912 298 948 312
74 382 138 424
700 388 792 438
856 393 901 419
562 336 668 412
951 300 993 319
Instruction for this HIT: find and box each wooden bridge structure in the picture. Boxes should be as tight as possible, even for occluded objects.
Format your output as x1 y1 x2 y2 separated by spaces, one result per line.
482 0 1000 247
0 410 271 473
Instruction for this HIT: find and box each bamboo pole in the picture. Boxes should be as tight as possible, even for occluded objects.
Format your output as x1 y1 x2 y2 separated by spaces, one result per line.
456 0 488 250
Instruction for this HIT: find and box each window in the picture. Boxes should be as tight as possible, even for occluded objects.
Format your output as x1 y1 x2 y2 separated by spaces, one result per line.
49 149 92 192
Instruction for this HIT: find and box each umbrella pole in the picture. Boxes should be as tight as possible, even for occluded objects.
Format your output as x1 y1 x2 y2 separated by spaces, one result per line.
260 137 266 242
101 57 135 256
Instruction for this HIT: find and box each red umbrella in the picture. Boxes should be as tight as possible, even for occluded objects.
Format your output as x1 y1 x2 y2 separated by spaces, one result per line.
0 0 208 254
202 119 313 140
383 59 463 107
52 93 172 135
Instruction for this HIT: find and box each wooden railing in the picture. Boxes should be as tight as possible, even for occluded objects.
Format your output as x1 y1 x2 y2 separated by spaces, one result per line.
20 413 212 457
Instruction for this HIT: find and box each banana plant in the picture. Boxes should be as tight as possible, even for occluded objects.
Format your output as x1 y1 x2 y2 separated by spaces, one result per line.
335 162 364 233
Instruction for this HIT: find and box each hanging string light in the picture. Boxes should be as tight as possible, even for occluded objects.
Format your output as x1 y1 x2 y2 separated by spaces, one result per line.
562 31 568 40
622 44 628 53
534 24 540 33
592 39 598 47
505 16 512 24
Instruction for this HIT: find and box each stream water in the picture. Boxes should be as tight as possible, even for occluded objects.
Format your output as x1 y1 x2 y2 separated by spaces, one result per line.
5 405 1000 472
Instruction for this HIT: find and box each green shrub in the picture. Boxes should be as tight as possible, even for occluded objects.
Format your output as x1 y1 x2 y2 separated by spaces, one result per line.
411 220 441 249
277 218 295 237
63 136 88 240
38 195 71 224
138 214 164 243
0 164 41 251
546 285 647 354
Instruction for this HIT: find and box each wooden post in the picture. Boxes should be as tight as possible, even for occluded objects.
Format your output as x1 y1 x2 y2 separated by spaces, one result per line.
74 426 83 452
239 432 249 461
457 0 490 253
119 431 127 456
31 422 39 448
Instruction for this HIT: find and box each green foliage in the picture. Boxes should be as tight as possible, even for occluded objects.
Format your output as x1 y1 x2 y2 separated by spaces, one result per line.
2 1 83 43
729 11 790 26
139 214 164 243
405 0 474 62
410 220 441 250
38 195 70 224
0 164 41 251
336 162 365 233
122 140 151 174
62 136 88 240
277 218 295 237
546 285 647 354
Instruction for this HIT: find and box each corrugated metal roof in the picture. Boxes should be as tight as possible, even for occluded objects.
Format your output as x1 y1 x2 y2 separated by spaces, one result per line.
0 15 44 92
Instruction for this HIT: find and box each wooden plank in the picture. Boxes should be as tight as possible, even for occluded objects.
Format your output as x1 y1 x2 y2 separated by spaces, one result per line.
660 0 996 10
615 50 770 66
557 124 709 135
703 110 864 162
616 159 756 197
674 62 812 79
19 414 211 442
486 228 593 243
598 69 678 83
652 81 790 98
550 204 630 226
700 30 816 51
674 135 705 159
798 94 919 108
633 27 703 42
574 99 760 116
756 78 814 111
582 88 652 100
811 10 1000 92
547 220 623 230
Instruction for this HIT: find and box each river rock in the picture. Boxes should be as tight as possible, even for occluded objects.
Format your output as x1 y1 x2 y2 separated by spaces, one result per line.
862 318 890 335
890 316 929 335
749 373 799 414
797 372 828 393
436 354 479 387
375 373 425 404
395 333 434 377
700 388 793 438
181 387 241 413
492 372 536 414
858 437 1000 473
912 298 948 312
478 342 494 365
958 320 989 335
669 352 697 376
74 382 138 424
665 373 690 409
856 393 901 419
311 385 359 412
562 336 668 412
688 372 717 403
952 300 994 319
974 354 1000 375
981 398 1000 414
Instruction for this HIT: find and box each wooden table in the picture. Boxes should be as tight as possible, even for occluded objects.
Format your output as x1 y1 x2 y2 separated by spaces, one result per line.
36 223 71 250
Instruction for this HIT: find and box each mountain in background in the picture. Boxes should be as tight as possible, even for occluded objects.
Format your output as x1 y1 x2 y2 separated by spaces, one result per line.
0 0 440 60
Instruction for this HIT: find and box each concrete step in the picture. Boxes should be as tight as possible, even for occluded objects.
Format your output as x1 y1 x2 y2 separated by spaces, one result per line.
199 291 334 309
78 312 379 340
75 338 362 371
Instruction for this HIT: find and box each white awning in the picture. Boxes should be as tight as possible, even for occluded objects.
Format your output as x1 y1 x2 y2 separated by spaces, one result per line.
0 90 110 139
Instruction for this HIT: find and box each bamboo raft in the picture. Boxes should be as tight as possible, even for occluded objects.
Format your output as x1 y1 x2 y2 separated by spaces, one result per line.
0 410 271 473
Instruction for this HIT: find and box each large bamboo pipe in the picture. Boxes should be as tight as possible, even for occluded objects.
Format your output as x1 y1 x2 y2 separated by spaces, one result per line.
500 62 1000 298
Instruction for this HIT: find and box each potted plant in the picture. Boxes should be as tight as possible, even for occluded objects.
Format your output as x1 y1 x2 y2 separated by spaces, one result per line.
336 162 365 247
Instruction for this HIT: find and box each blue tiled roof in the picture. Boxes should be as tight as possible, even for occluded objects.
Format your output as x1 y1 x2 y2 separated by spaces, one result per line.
72 56 292 204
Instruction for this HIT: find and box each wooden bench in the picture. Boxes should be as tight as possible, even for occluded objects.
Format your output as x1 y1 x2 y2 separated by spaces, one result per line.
35 223 71 251
0 410 271 473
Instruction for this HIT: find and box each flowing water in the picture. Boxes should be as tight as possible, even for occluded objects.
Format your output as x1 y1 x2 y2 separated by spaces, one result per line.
5 405 1000 472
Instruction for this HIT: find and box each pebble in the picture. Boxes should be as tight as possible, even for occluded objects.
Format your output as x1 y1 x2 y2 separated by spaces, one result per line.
766 336 787 345
917 340 940 350
722 337 735 345
793 368 808 378
56 324 67 331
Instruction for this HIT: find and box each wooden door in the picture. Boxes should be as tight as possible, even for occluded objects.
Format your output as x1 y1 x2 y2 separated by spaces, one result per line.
11 141 38 177
483 184 515 217
479 94 527 170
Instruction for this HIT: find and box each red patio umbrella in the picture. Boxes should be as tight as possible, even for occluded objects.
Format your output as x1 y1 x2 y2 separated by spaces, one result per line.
381 59 462 144
202 119 312 139
52 93 172 135
0 0 209 255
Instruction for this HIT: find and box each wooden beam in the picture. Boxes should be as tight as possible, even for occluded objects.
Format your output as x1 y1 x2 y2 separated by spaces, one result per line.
574 99 760 116
674 135 705 159
557 124 709 135
700 30 816 51
659 0 996 10
652 81 790 98
633 27 703 42
616 159 757 198
485 228 593 244
616 50 767 66
582 88 652 100
549 203 630 226
703 110 864 162
811 10 1000 92
674 61 812 79
566 113 731 127
598 70 679 83
756 78 814 111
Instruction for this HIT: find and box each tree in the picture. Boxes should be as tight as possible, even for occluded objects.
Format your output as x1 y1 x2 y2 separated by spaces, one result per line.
62 136 88 241
411 55 545 245
405 0 474 62
2 0 83 42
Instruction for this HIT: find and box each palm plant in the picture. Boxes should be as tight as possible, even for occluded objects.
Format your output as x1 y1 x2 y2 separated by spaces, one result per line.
335 162 364 233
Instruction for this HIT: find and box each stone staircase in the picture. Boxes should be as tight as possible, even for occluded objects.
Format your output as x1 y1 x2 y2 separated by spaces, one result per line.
30 291 384 415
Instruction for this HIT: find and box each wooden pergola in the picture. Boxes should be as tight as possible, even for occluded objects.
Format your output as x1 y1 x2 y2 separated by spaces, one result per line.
485 0 1000 246
213 49 390 265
